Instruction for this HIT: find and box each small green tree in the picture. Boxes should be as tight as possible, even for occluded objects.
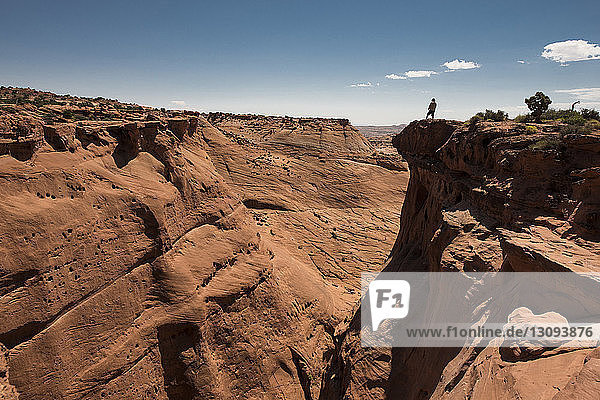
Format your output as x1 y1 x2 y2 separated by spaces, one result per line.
525 92 552 123
479 109 508 121
581 108 600 121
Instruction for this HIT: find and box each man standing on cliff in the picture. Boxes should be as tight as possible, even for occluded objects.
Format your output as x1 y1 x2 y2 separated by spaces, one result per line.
426 98 437 119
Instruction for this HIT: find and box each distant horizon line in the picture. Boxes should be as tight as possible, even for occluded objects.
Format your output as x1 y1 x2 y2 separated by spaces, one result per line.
1 84 415 126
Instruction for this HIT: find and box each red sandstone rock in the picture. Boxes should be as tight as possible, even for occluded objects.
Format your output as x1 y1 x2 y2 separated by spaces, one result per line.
2 87 599 400
336 119 600 400
0 88 407 399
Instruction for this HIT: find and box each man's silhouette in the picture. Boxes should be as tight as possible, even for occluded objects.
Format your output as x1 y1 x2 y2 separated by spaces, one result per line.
426 98 437 119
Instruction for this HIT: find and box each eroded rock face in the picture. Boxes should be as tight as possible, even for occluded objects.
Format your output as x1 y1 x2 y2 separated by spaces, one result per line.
0 89 408 399
4 87 599 400
202 113 407 295
205 113 372 158
335 119 600 400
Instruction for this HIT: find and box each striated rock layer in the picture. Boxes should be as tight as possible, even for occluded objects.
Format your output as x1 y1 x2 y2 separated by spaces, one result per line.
0 88 407 399
334 119 600 400
3 86 600 400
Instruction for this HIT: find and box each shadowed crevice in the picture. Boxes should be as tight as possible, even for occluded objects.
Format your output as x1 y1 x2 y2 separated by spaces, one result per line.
157 323 202 400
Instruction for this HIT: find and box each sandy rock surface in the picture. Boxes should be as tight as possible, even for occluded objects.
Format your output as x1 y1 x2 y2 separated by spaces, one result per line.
2 87 599 400
336 119 600 400
0 88 407 399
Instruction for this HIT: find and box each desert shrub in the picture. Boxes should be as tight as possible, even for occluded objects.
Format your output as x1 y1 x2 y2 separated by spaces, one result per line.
539 109 598 125
525 92 552 123
541 108 573 121
585 120 600 131
541 109 589 124
468 114 484 126
529 137 560 150
581 108 600 121
525 125 539 134
561 113 586 126
559 124 592 135
473 109 508 122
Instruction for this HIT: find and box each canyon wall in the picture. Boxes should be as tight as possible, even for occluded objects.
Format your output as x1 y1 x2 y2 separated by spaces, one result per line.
0 90 407 400
2 88 599 400
335 119 600 400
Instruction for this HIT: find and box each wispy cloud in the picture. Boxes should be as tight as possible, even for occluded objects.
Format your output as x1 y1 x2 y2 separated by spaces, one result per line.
555 88 600 101
554 88 600 108
442 59 481 70
386 60 478 81
350 82 373 87
385 73 407 80
385 70 437 80
405 70 437 78
542 40 600 63
170 100 186 106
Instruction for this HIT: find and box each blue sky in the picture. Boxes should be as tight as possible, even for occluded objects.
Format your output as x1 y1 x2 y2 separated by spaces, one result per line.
2 0 599 124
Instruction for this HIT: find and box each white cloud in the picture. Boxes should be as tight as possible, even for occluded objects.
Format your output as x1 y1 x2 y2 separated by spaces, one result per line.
517 60 526 64
555 88 600 101
442 59 481 70
385 73 407 80
554 88 600 108
170 100 186 106
405 70 438 78
542 40 600 63
386 70 437 80
350 82 373 87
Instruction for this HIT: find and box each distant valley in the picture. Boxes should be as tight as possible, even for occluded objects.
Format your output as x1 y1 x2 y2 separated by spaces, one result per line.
355 124 407 138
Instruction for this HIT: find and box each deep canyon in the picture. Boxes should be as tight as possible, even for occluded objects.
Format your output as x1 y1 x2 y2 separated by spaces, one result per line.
0 88 599 399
